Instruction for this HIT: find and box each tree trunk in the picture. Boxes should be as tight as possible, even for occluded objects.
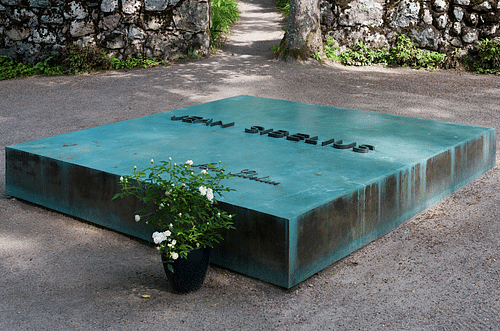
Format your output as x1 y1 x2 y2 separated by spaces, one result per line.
277 0 323 60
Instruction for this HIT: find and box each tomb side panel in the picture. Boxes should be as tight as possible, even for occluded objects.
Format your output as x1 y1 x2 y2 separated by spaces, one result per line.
6 149 68 209
454 133 496 189
211 204 290 288
6 148 151 241
425 150 452 202
65 164 150 239
293 191 362 285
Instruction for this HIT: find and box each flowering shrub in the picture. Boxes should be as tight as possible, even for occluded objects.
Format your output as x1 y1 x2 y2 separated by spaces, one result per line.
113 158 235 272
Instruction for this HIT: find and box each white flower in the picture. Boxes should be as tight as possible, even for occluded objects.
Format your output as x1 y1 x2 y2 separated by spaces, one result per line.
181 183 185 187
171 252 179 260
185 160 193 166
174 163 176 166
199 186 207 196
134 165 137 170
159 203 165 210
135 215 141 222
165 230 171 237
152 231 166 244
206 188 214 202
120 176 124 182
168 157 172 161
151 159 154 164
169 223 173 228
217 213 221 217
201 170 208 174
178 213 182 217
171 184 175 187
171 239 176 246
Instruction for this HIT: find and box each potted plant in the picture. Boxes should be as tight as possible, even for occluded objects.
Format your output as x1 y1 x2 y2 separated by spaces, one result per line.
113 158 235 293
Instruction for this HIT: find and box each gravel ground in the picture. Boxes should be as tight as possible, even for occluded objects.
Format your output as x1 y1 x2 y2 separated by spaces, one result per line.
1 0 500 329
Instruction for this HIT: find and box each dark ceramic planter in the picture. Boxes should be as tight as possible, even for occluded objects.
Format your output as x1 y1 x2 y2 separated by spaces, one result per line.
161 246 212 294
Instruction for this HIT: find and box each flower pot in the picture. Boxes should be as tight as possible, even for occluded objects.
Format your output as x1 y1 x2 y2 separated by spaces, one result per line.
161 246 212 294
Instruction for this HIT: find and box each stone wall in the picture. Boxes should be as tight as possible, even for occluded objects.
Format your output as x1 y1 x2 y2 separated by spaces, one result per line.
0 0 210 63
320 0 500 53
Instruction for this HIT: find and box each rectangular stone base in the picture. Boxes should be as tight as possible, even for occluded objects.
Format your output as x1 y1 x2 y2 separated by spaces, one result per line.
5 96 496 288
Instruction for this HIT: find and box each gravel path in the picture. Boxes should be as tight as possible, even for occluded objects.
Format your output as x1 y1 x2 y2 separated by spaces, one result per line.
1 0 500 329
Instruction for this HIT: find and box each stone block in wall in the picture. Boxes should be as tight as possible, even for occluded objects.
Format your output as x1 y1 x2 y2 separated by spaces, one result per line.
434 13 448 29
462 26 478 43
389 0 420 28
433 0 448 12
99 13 121 30
473 1 492 12
106 34 126 49
6 8 35 23
41 11 64 25
410 27 439 50
122 0 141 14
31 27 57 44
5 26 30 40
145 0 168 11
74 36 96 47
70 20 95 37
0 0 22 5
101 0 118 12
29 0 50 8
453 7 464 21
423 6 433 24
128 26 145 43
338 0 384 27
454 0 470 6
64 1 88 19
143 15 165 30
466 12 478 25
452 21 462 34
173 0 209 32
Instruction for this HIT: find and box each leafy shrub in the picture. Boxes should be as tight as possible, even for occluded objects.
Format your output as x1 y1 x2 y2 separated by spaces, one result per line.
320 34 447 69
324 36 341 62
339 41 388 66
210 0 240 48
388 34 446 69
473 39 500 75
0 55 65 80
62 45 114 74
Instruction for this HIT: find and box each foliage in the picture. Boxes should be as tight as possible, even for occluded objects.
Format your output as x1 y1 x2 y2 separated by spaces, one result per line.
324 36 341 62
275 0 290 21
388 34 446 69
339 41 388 66
0 55 65 80
320 34 447 69
113 158 235 272
63 45 165 74
472 39 500 75
210 0 240 49
0 45 167 80
62 45 113 74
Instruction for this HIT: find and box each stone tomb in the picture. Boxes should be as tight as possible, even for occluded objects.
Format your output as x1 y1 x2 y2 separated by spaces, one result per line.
5 96 496 288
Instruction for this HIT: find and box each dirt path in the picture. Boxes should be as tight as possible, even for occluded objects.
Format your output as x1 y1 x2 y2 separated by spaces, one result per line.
1 0 500 329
